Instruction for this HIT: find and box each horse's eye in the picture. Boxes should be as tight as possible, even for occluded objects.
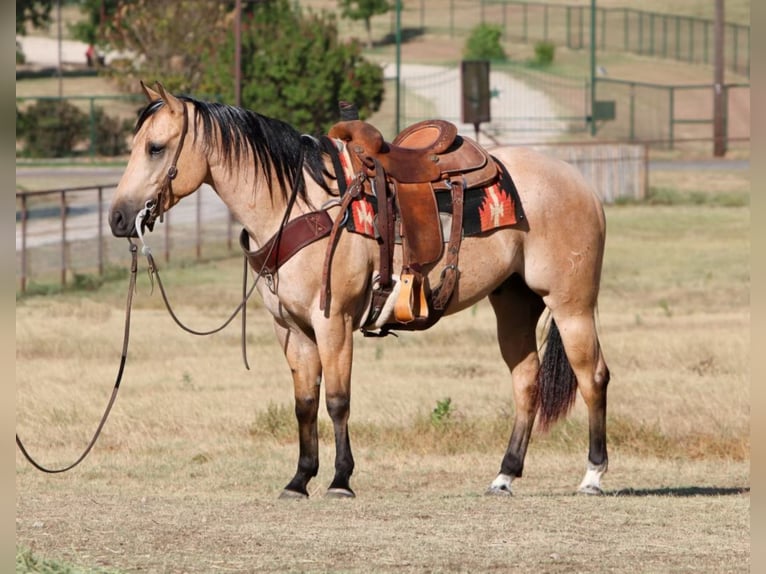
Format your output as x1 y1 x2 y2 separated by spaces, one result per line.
147 142 165 157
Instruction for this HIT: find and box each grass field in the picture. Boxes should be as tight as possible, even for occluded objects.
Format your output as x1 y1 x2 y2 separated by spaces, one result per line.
15 195 750 571
16 3 750 571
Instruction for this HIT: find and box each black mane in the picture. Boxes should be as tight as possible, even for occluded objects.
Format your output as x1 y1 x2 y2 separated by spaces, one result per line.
134 96 330 202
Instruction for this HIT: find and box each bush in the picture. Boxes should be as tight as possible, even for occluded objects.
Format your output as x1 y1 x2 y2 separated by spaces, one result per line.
91 106 132 156
464 23 507 61
16 100 133 158
532 40 556 67
18 99 88 158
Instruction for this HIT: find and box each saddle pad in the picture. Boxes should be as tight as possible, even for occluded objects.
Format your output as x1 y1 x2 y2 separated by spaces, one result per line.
346 159 525 239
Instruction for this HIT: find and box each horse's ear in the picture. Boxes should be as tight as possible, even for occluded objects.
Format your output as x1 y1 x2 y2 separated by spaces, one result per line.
140 80 161 102
155 82 184 115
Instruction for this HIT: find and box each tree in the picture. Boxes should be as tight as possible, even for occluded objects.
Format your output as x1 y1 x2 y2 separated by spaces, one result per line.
69 0 121 47
103 0 229 93
464 23 506 61
17 0 53 35
337 0 391 49
200 0 384 135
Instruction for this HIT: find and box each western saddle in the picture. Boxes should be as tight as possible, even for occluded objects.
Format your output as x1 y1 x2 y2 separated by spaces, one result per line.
323 118 500 333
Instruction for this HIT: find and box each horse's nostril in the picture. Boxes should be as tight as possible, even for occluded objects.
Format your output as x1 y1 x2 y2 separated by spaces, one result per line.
109 208 127 236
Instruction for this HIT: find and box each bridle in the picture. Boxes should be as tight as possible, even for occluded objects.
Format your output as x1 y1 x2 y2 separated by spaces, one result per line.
141 98 190 232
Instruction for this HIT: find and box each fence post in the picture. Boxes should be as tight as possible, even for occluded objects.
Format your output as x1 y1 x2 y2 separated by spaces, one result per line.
668 86 675 149
164 210 171 264
196 188 202 260
522 3 528 42
89 97 96 160
688 18 694 62
97 186 104 276
623 9 629 51
20 195 28 293
629 83 636 141
60 190 67 287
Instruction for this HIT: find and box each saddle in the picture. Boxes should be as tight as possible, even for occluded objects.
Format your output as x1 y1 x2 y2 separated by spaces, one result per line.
326 119 500 331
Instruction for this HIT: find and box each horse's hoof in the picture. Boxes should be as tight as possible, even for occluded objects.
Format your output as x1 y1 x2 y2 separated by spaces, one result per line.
278 489 309 500
577 484 604 496
484 485 513 497
325 487 355 499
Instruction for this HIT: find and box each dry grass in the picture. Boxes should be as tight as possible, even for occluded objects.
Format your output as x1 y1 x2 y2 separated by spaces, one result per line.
15 199 750 572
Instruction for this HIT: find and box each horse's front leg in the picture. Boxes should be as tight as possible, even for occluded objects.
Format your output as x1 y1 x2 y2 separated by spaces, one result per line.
315 314 356 498
273 320 323 499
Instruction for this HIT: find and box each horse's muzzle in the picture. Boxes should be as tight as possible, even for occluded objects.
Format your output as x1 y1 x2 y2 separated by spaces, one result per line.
109 206 140 238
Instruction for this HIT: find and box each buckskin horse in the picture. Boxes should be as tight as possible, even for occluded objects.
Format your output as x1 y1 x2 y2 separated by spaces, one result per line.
109 83 610 499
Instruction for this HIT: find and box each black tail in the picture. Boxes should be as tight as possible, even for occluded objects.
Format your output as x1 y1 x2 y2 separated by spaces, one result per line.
536 319 578 431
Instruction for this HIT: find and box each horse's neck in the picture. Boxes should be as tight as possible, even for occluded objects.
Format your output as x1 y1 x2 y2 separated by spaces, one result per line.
208 163 330 248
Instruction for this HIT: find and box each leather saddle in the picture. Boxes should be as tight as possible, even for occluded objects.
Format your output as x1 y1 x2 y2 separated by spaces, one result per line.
327 119 500 328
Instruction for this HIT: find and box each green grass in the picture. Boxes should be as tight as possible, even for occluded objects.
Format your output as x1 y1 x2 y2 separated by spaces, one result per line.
17 547 122 574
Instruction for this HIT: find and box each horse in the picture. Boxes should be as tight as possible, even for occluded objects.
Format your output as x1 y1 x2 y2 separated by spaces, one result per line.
109 82 610 499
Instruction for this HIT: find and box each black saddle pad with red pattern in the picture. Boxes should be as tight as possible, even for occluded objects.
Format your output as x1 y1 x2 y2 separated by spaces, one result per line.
345 159 525 239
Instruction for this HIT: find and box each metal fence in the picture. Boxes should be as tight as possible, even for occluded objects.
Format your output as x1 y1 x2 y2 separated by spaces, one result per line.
594 80 750 152
391 61 749 152
352 0 750 77
16 184 237 293
480 2 750 77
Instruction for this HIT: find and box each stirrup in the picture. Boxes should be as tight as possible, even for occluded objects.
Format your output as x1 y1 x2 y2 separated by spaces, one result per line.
393 272 429 323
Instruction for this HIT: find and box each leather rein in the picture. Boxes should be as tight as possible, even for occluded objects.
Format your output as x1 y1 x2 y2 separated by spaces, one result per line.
16 101 305 473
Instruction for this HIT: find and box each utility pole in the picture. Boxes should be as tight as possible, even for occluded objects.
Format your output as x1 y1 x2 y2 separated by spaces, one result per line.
234 0 242 107
589 0 596 136
57 0 63 97
713 0 726 157
395 0 402 134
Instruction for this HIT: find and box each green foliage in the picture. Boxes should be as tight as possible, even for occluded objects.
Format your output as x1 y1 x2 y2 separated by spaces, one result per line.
69 0 120 46
531 40 556 67
16 545 120 573
249 402 295 441
91 106 133 156
16 0 53 35
200 0 384 135
338 0 391 47
17 100 88 158
104 0 229 93
16 100 132 158
430 397 454 427
464 23 506 61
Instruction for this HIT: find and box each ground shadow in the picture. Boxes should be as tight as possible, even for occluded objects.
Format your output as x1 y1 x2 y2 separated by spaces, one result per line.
609 486 750 497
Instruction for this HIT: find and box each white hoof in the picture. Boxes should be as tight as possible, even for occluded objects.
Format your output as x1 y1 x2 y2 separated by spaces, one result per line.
325 488 355 499
485 473 514 496
577 462 607 495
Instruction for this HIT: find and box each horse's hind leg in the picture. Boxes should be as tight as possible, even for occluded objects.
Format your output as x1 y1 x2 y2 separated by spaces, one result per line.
273 321 323 499
485 275 546 496
546 309 611 494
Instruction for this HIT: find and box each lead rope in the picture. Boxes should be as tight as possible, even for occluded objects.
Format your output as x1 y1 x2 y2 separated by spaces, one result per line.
16 241 139 473
134 205 256 370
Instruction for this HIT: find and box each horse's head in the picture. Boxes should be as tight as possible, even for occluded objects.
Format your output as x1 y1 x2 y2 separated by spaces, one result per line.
109 82 209 237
